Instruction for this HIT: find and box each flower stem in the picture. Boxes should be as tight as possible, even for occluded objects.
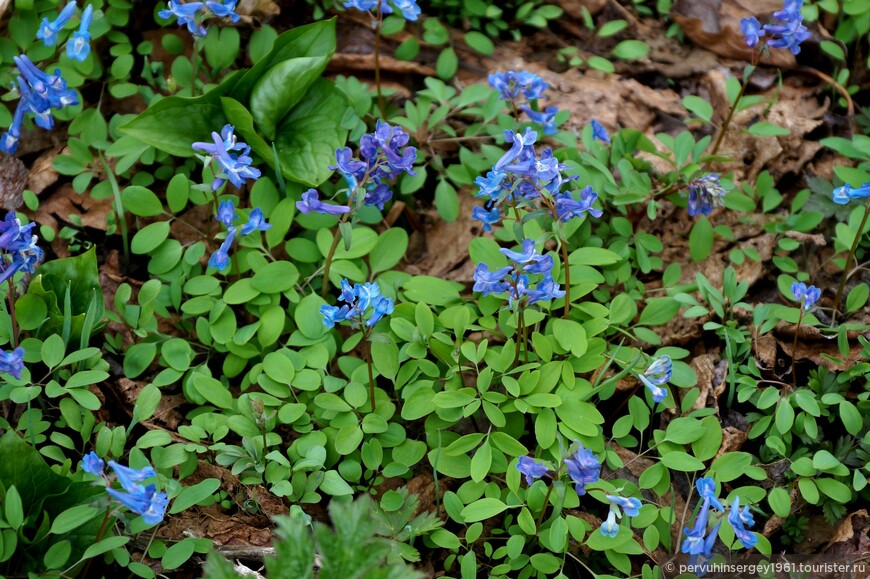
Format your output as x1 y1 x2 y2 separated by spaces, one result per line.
365 331 376 413
791 306 804 389
709 57 759 158
831 198 870 318
560 238 571 318
373 2 386 118
535 483 554 530
79 507 112 579
321 228 342 300
6 279 18 349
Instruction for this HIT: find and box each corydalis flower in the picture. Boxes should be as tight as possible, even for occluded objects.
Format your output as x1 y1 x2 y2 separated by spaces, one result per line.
0 212 44 284
590 119 611 143
66 4 93 62
81 451 105 475
727 497 757 549
555 187 603 221
516 456 548 485
343 0 420 20
192 124 260 190
521 105 559 136
321 280 394 329
489 70 548 102
791 281 820 311
159 0 239 36
37 1 76 47
84 456 168 525
600 508 619 537
472 206 500 232
832 182 870 205
207 200 270 272
740 16 765 47
637 355 671 403
606 495 642 518
473 239 565 307
0 347 25 379
564 443 600 496
688 174 727 217
759 0 811 54
296 189 351 216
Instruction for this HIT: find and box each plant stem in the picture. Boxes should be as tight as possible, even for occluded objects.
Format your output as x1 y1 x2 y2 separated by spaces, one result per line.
535 483 554 530
79 508 112 579
365 331 376 413
791 306 804 389
831 199 870 317
99 153 129 270
321 228 343 299
373 2 386 118
560 239 571 318
6 279 18 349
709 56 759 158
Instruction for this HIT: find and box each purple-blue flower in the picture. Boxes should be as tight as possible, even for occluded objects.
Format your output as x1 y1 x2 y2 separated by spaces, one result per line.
516 456 548 485
296 189 351 216
472 206 500 232
343 0 377 9
323 281 394 329
590 119 611 143
637 355 671 403
192 125 261 190
740 16 765 48
833 182 870 204
205 0 240 22
500 238 539 264
81 451 105 475
240 208 271 235
36 1 77 47
773 0 803 23
475 170 507 200
321 304 350 328
564 443 600 496
344 0 419 20
106 483 168 525
726 497 757 549
600 508 619 537
791 282 820 311
524 274 565 305
688 174 727 216
208 228 236 271
695 477 726 512
764 18 811 54
216 200 237 228
472 263 511 296
606 495 642 517
488 71 548 102
554 187 603 221
681 492 712 555
494 128 537 173
159 0 206 36
0 347 25 379
521 105 559 136
108 460 157 491
66 4 93 61
0 213 43 283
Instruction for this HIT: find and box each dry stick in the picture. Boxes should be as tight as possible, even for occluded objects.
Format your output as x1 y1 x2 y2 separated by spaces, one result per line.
831 199 870 318
373 1 386 118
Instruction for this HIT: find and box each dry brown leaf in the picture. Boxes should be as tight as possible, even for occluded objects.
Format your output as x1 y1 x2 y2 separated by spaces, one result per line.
0 155 26 210
26 147 61 196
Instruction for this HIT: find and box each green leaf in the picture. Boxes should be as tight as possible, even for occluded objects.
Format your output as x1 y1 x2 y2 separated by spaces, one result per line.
611 39 649 60
162 538 196 570
131 221 171 254
122 186 164 217
4 486 23 530
659 451 704 471
748 122 790 137
638 297 680 326
370 228 409 274
461 498 508 522
250 56 331 140
689 217 714 262
14 293 48 331
320 470 353 496
220 97 272 162
551 318 587 357
170 479 221 514
273 79 350 187
50 504 102 535
464 32 494 55
436 47 458 79
435 179 459 222
251 261 300 293
767 488 791 517
192 374 235 410
682 96 713 123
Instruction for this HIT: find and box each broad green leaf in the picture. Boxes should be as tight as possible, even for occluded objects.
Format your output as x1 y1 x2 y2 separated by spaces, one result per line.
250 56 330 140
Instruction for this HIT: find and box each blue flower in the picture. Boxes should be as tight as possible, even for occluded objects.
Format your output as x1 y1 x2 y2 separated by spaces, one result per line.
494 128 537 173
81 451 105 475
555 187 603 221
36 1 76 47
726 497 757 549
364 183 393 210
637 355 671 403
472 206 500 232
832 182 870 204
590 119 611 142
66 4 93 61
681 494 712 555
488 71 548 102
0 347 25 379
106 484 168 525
205 0 240 22
108 461 157 492
500 238 539 265
695 477 726 512
216 200 237 228
740 16 765 47
13 55 78 120
321 304 351 328
343 0 377 9
521 105 559 135
240 208 270 235
367 295 395 327
0 213 34 251
773 0 803 22
472 263 511 296
159 0 206 36
600 508 619 537
208 228 236 271
688 174 727 216
296 189 351 216
389 0 421 20
192 126 261 190
0 101 25 154
564 443 600 496
764 18 811 54
606 495 642 517
524 274 565 305
475 170 508 200
791 281 820 311
516 456 549 485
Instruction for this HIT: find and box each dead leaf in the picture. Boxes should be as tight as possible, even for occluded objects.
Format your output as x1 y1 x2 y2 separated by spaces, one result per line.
0 154 27 210
26 147 61 196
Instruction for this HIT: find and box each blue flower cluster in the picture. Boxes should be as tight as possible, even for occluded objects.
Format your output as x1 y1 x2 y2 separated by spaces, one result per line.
208 200 271 271
600 495 642 537
636 355 671 403
681 478 756 567
472 128 602 232
740 0 811 55
590 119 611 143
516 442 601 498
192 124 261 191
343 0 421 21
473 238 565 307
159 0 240 37
296 189 350 216
321 280 394 329
0 212 44 284
488 71 559 135
1 56 78 155
36 1 93 61
0 347 25 380
325 120 417 212
791 282 820 311
687 174 727 217
833 182 870 204
81 452 168 525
